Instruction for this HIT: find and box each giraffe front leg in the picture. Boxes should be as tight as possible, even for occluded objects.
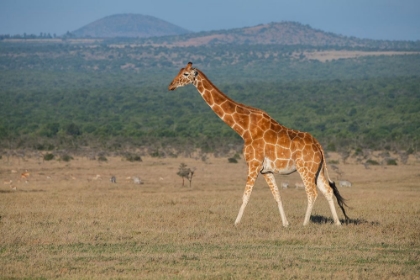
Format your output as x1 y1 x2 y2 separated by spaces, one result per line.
234 163 260 227
263 173 289 227
234 191 251 227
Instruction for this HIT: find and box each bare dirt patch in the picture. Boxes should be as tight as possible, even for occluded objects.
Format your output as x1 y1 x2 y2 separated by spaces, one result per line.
302 50 420 62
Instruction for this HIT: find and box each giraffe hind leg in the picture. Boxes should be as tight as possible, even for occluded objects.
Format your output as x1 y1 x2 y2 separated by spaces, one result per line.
296 161 318 226
317 175 342 225
302 183 317 226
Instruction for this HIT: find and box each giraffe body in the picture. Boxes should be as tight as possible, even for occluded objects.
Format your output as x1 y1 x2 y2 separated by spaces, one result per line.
169 62 349 227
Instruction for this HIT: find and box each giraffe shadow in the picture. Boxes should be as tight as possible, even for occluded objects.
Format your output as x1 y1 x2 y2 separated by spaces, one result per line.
310 215 378 226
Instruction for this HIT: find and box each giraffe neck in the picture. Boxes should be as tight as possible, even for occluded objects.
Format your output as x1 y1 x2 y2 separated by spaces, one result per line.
192 69 263 140
193 71 232 112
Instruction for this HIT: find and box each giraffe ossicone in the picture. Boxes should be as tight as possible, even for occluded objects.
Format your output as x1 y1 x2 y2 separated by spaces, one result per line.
169 62 350 227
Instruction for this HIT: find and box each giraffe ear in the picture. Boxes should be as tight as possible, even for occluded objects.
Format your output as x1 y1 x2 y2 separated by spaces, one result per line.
186 62 193 70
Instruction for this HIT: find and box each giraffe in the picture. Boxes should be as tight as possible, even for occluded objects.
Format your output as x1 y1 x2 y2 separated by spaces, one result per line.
168 62 349 227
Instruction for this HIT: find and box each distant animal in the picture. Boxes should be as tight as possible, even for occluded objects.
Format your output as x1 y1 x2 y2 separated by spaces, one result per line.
133 177 143 185
281 182 289 189
339 180 352 187
92 174 101 180
21 170 30 183
110 176 116 183
21 170 30 178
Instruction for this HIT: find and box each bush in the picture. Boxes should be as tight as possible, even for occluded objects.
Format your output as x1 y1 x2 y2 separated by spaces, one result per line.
44 153 54 161
177 163 194 187
228 157 238 163
233 153 241 159
386 158 398 166
98 155 108 162
60 154 73 162
124 153 142 162
366 159 379 165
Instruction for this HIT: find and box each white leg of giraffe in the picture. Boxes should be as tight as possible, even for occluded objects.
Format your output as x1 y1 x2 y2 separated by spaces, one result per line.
303 183 318 226
234 180 255 226
263 173 289 227
235 194 250 226
317 175 341 225
296 162 318 226
234 163 260 226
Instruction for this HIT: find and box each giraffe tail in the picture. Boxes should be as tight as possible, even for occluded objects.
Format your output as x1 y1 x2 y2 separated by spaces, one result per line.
328 180 350 222
318 147 350 222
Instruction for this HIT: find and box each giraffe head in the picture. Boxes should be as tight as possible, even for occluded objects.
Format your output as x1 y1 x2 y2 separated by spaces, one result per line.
168 62 198 91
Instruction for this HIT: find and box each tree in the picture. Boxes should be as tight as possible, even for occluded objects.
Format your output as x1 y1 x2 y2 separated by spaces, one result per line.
176 163 195 187
65 123 81 136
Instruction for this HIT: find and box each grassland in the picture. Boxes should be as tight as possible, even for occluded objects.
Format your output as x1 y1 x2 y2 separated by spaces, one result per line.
0 152 419 279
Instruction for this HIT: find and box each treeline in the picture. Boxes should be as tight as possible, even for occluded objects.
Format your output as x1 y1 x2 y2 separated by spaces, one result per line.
0 32 63 40
1 72 419 153
2 42 420 83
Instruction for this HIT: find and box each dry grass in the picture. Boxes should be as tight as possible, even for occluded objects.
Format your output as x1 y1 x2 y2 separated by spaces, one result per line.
1 153 419 279
301 50 420 62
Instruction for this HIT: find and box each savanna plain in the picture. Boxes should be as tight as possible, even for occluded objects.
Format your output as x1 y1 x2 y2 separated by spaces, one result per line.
0 151 419 279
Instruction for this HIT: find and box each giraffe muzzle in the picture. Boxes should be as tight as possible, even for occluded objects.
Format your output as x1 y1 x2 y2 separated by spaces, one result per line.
168 84 177 91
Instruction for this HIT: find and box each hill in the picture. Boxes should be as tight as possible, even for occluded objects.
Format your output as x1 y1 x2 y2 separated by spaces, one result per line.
72 14 191 38
142 21 420 50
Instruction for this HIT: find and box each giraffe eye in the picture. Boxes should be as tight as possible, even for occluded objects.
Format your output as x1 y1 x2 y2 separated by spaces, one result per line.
183 73 189 76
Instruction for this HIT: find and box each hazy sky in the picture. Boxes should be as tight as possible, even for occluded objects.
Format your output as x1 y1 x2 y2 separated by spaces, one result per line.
1 0 419 41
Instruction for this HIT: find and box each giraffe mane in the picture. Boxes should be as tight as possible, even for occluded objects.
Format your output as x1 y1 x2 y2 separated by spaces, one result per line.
194 68 270 115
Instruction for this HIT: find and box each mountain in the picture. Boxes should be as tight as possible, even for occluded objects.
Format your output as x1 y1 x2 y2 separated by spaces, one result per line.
70 14 419 50
72 14 191 38
142 21 419 50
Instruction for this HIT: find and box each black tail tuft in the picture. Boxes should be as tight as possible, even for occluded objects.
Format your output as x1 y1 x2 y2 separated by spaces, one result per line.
329 180 350 222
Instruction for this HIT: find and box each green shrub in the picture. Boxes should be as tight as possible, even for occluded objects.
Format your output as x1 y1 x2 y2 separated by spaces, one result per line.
386 158 398 166
98 155 108 162
228 157 238 163
60 154 73 162
44 153 54 161
366 159 379 165
124 153 142 162
233 153 241 159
